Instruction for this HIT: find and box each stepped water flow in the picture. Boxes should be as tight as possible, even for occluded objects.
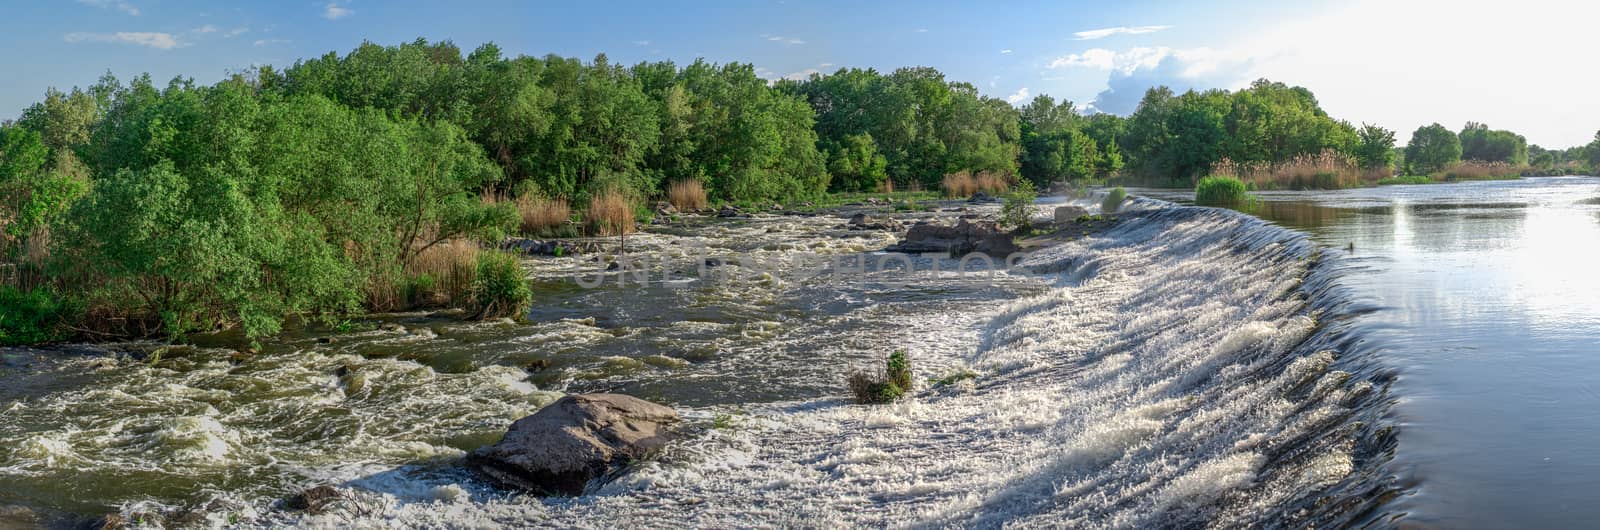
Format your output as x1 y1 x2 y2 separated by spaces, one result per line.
0 199 1402 528
281 200 1402 528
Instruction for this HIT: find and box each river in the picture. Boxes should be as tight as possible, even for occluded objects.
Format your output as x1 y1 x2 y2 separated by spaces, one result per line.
3 177 1598 528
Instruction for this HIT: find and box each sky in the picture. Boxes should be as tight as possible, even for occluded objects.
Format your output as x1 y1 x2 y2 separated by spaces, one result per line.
3 0 1599 148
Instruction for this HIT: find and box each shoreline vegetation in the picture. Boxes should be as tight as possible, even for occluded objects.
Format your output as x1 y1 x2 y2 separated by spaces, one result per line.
2 37 1598 346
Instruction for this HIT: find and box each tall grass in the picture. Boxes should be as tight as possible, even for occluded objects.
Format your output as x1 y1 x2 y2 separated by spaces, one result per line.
514 195 570 236
1101 187 1128 213
584 189 636 237
1212 150 1372 190
369 238 480 311
667 180 708 212
1442 160 1521 181
941 170 1012 198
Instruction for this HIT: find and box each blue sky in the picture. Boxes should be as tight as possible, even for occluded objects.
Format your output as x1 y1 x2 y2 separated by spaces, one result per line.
5 0 1599 147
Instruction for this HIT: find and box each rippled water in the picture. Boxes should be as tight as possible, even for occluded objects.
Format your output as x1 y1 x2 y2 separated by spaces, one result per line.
1145 176 1600 529
0 191 1416 528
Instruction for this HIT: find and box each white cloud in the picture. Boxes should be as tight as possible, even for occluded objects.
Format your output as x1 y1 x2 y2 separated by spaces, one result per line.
784 68 822 81
253 38 291 47
76 0 139 16
1000 49 1013 54
225 27 249 38
633 40 651 46
1006 87 1031 104
323 2 353 20
64 31 181 49
1072 25 1171 40
762 35 805 45
916 28 929 33
193 24 218 34
819 62 834 68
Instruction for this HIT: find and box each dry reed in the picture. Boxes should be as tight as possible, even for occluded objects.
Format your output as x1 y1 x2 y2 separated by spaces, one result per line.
1212 150 1367 190
667 180 708 212
584 189 636 237
941 170 1012 197
515 195 570 235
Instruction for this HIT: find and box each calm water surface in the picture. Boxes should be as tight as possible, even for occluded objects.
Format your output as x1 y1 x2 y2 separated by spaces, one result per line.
1146 176 1600 529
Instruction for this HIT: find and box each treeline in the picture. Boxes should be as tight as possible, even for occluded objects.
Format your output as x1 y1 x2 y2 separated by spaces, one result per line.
3 38 1599 343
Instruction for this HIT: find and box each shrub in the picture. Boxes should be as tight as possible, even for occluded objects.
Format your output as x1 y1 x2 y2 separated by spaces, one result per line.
469 251 531 320
515 195 570 237
667 180 708 212
1101 186 1128 213
999 180 1038 232
1195 176 1254 207
0 286 73 345
584 189 636 236
848 351 913 404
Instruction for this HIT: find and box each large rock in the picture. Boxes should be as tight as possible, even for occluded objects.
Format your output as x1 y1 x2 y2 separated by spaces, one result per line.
842 213 905 232
468 393 678 496
885 218 1019 257
1053 205 1090 224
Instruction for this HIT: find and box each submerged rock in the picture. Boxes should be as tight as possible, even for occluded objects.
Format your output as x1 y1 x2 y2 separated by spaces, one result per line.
468 393 679 496
885 218 1020 257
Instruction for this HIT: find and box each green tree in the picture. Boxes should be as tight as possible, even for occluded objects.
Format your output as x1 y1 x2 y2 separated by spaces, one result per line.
1458 122 1528 165
826 133 888 192
1354 124 1397 171
1406 123 1462 174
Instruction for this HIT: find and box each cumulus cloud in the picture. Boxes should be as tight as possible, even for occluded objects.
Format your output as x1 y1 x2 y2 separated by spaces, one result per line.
64 31 181 49
1072 25 1171 40
323 2 353 20
1006 87 1031 104
1084 48 1252 114
1000 49 1013 54
76 0 139 16
784 68 822 81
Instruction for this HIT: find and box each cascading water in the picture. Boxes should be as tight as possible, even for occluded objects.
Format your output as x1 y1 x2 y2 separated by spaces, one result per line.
0 199 1400 528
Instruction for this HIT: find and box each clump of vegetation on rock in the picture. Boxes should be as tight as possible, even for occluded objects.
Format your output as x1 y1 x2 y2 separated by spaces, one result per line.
848 351 913 404
470 251 531 320
1101 186 1128 213
999 180 1038 232
1195 176 1256 207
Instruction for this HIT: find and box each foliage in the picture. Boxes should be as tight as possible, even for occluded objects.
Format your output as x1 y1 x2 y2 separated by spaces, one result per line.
1458 122 1528 165
1101 187 1128 213
825 133 889 192
1376 175 1435 186
1354 124 1397 171
999 179 1038 232
848 350 913 404
1405 123 1462 175
469 250 531 320
0 286 74 345
1195 176 1257 206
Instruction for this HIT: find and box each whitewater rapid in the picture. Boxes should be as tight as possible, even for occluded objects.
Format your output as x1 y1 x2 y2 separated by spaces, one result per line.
265 199 1399 528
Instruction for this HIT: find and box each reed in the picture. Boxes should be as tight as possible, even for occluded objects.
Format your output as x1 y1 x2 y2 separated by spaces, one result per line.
942 170 1013 198
515 195 570 236
1442 160 1521 181
1213 150 1367 190
584 189 636 237
667 179 708 212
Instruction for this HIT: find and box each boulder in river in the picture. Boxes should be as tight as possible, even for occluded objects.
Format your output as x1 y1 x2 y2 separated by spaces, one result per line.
885 218 1019 257
843 213 905 232
468 393 679 496
1053 205 1091 224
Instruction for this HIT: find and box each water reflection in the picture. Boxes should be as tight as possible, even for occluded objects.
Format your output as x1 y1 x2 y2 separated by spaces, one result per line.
1237 177 1600 529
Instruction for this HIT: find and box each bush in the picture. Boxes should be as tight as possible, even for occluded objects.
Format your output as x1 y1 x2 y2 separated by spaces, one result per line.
848 351 913 404
999 180 1038 232
469 251 531 320
0 286 73 345
1101 186 1127 213
1195 176 1254 206
667 180 708 212
584 189 636 236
